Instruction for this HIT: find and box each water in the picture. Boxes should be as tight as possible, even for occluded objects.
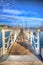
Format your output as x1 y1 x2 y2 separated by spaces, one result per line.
32 31 43 49
5 31 10 37
5 31 11 48
0 32 2 48
0 31 10 48
40 32 43 48
5 31 10 43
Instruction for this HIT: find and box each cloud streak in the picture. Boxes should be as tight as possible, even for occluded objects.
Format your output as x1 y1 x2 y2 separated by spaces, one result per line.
0 14 43 21
2 9 37 15
0 14 43 27
3 9 22 15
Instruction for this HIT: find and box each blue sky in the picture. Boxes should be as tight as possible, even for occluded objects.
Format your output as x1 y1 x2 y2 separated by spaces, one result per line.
0 0 43 27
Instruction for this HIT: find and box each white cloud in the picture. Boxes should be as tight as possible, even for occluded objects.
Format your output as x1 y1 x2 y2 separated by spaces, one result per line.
0 14 43 21
3 9 22 15
0 14 43 27
2 9 37 15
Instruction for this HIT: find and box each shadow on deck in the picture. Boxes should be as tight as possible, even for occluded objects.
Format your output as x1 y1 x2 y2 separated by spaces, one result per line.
17 41 43 62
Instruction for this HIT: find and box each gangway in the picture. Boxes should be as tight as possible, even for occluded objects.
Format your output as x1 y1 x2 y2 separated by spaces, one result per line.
0 27 43 62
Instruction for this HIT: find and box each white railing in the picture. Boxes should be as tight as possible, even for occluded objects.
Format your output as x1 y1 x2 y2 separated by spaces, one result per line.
0 29 20 55
23 30 40 54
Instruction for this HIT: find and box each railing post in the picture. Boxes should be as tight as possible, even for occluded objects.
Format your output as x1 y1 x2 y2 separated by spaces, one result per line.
2 29 5 54
10 31 14 43
14 31 16 42
10 31 12 43
35 29 40 54
30 31 33 45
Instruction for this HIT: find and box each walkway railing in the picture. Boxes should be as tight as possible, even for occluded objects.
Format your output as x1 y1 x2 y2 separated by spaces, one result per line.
23 29 40 54
0 28 20 57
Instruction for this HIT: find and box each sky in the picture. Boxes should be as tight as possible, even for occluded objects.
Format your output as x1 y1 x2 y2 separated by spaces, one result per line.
0 0 43 28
